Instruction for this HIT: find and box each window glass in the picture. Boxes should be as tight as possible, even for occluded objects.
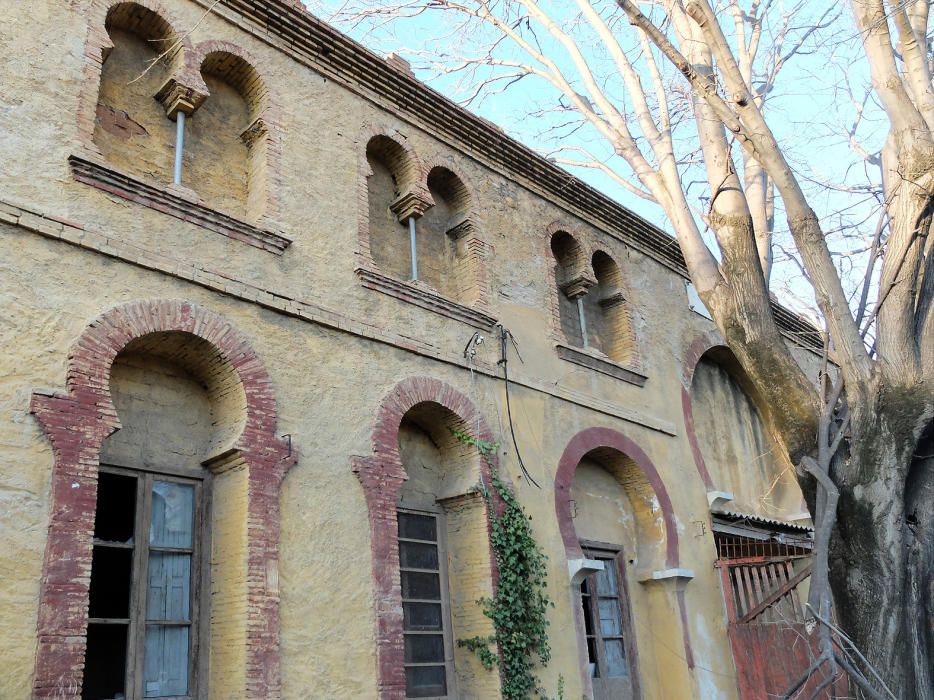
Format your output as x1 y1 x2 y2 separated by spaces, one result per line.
405 666 447 698
150 481 194 548
580 552 632 689
399 510 452 698
82 470 202 700
404 602 443 631
398 512 437 541
144 625 190 696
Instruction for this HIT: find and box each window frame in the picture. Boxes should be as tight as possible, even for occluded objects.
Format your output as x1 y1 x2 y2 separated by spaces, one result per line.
86 463 212 700
578 541 640 698
397 506 457 700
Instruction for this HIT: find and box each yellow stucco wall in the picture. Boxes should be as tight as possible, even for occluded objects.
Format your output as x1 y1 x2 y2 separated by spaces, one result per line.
0 1 824 698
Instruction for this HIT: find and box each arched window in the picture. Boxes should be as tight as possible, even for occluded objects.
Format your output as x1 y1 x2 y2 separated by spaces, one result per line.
569 448 645 700
586 252 638 366
393 401 498 698
82 331 248 699
690 353 798 515
93 3 179 183
366 135 419 282
188 51 267 218
418 166 473 300
550 231 590 348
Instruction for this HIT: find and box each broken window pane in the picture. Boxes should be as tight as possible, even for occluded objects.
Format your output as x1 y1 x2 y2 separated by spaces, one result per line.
150 481 194 548
82 623 128 700
94 471 137 543
88 546 133 619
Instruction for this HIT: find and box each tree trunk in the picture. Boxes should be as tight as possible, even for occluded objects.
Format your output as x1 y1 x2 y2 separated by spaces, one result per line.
830 396 934 699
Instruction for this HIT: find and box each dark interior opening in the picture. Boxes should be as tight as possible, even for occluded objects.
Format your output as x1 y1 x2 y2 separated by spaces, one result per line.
82 623 128 700
88 546 133 619
94 472 137 543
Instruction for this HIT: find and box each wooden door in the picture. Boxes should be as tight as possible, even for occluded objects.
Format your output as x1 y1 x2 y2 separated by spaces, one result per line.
580 549 638 700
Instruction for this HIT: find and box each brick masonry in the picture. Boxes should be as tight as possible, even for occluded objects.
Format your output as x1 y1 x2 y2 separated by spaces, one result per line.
29 299 295 699
356 124 494 319
76 0 286 231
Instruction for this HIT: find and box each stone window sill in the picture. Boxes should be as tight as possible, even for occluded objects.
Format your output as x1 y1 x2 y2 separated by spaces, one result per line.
556 343 647 387
69 155 292 254
356 267 497 331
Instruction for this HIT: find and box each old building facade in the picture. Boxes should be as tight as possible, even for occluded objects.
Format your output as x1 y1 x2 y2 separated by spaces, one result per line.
0 1 825 698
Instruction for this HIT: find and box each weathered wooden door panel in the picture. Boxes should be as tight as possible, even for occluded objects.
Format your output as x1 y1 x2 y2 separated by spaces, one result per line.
718 557 847 699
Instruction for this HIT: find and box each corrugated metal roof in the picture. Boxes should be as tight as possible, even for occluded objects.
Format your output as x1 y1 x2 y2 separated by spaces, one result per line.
712 509 814 532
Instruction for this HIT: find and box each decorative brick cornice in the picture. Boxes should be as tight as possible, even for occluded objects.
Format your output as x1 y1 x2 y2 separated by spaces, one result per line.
154 76 208 117
69 155 291 254
389 189 432 221
556 344 647 387
29 299 295 699
356 266 497 331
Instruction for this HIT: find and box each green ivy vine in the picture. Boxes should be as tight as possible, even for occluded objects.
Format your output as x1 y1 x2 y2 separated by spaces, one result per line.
452 430 554 699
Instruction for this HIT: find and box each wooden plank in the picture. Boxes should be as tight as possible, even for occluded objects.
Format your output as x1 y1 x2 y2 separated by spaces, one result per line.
738 563 812 624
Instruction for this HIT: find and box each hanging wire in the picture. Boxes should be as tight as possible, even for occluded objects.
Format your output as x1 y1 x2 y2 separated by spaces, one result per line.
463 331 483 441
496 324 540 489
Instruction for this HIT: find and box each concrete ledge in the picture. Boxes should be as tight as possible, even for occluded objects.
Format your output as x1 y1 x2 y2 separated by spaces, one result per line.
568 558 605 586
69 155 292 255
356 266 497 331
556 343 648 387
706 490 735 511
637 568 695 584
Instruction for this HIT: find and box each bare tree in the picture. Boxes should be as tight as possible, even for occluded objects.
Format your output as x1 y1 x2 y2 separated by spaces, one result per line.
318 0 934 696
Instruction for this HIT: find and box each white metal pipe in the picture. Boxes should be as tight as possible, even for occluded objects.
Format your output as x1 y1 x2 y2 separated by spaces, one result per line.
173 111 185 185
408 216 418 280
577 297 589 348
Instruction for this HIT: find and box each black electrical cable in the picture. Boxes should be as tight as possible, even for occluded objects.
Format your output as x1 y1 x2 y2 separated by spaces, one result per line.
497 324 541 489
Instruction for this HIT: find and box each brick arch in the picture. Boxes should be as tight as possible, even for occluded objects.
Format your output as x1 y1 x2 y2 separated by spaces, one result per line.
590 246 641 368
554 426 679 569
422 157 481 222
421 158 493 309
76 0 193 155
187 39 284 225
188 39 271 114
352 376 500 700
358 125 426 193
30 299 295 699
553 427 696 684
545 222 592 345
356 124 430 268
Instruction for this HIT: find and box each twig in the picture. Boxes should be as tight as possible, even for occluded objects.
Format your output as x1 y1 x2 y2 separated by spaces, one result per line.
128 0 223 84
